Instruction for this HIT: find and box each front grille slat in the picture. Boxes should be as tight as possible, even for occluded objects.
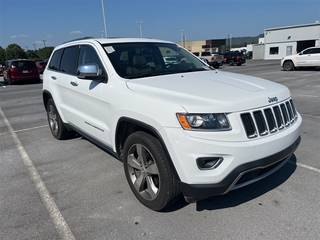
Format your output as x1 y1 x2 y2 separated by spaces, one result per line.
241 99 298 138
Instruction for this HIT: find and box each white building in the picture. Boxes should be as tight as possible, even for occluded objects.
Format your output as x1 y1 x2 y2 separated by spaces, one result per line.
263 22 320 60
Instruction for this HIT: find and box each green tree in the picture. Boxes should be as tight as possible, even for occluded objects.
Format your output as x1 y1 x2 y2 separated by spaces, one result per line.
37 47 54 59
26 50 39 59
6 44 26 60
0 46 6 61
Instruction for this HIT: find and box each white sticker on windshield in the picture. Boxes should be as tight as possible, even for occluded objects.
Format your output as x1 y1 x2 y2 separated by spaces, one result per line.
105 46 115 54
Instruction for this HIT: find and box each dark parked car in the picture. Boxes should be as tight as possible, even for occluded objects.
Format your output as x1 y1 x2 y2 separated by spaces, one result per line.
223 52 246 66
245 51 252 59
35 61 47 74
3 59 41 84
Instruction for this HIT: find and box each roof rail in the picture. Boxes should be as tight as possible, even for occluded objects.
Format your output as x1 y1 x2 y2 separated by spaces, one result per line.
63 36 94 44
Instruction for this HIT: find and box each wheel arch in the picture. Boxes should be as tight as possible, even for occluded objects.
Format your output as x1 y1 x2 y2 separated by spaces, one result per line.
283 59 296 68
43 90 53 111
115 117 181 181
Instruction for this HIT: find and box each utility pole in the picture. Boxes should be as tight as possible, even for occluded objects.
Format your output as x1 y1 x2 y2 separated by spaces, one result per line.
137 21 143 38
179 30 184 46
33 44 37 51
101 0 107 37
42 40 46 48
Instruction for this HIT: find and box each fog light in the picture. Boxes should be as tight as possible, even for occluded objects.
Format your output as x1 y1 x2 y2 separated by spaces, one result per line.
197 157 223 170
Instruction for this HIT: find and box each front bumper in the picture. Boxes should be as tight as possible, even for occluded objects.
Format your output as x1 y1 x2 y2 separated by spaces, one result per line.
179 136 300 202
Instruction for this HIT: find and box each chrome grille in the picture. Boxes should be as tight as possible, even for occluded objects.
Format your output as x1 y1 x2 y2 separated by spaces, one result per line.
241 99 298 138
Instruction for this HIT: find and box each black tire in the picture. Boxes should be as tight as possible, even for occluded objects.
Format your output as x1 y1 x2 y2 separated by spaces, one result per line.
229 60 234 66
283 61 294 71
237 63 242 66
123 131 181 211
46 99 70 140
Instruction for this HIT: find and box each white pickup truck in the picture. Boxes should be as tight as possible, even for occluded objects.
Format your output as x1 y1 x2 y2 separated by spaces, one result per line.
192 51 224 68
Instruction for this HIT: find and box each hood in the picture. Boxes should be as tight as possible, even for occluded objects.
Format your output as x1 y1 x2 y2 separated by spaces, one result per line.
126 70 290 113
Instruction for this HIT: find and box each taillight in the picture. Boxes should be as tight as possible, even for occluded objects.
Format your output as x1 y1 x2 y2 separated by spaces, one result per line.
211 56 215 61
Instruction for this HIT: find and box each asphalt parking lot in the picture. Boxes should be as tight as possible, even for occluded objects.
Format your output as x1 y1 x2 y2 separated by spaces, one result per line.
0 60 319 240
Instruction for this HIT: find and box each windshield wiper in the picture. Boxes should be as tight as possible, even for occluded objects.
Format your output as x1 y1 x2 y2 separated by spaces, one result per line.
180 68 207 73
126 72 166 79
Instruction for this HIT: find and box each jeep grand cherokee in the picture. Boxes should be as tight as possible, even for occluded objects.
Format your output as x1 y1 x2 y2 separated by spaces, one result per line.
43 37 301 211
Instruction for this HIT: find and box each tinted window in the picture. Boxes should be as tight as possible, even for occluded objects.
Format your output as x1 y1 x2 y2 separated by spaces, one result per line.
60 46 79 74
304 48 320 54
303 49 312 54
78 45 105 75
48 49 63 71
201 52 211 56
12 61 36 69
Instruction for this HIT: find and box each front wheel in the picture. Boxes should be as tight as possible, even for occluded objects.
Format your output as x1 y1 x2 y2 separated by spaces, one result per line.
46 99 70 139
123 131 181 211
229 60 234 66
283 61 294 71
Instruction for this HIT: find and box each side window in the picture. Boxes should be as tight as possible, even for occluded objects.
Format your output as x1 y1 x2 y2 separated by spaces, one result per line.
315 48 320 54
78 45 105 75
48 49 63 71
303 49 312 54
60 46 79 75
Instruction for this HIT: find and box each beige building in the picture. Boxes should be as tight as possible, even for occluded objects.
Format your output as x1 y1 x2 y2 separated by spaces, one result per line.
177 39 225 53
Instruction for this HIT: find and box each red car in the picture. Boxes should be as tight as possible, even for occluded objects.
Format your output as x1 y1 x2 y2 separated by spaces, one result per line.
3 59 41 84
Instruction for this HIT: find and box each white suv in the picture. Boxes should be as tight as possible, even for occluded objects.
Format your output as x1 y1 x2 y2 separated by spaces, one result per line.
281 46 320 71
43 37 302 211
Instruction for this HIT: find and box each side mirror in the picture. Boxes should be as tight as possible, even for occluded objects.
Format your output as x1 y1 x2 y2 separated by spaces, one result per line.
77 63 100 79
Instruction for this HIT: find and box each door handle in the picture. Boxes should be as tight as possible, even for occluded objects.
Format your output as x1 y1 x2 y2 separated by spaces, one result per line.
70 81 78 86
51 76 57 80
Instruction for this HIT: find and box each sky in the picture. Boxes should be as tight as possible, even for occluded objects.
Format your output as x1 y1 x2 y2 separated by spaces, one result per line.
0 0 320 50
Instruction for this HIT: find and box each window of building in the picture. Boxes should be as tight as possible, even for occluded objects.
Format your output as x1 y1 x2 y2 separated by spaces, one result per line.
269 47 279 55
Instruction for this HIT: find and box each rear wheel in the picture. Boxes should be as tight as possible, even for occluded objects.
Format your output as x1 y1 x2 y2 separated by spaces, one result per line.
46 99 70 139
123 131 181 211
229 60 234 66
283 61 294 71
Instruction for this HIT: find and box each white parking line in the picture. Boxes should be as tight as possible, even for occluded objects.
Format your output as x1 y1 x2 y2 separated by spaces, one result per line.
0 108 75 240
0 125 48 136
300 113 320 119
294 162 320 173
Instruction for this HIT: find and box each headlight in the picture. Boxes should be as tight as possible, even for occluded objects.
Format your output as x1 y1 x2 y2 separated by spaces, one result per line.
177 113 231 131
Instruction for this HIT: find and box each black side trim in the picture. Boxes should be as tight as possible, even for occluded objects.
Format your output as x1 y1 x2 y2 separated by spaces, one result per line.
65 123 119 159
179 136 301 202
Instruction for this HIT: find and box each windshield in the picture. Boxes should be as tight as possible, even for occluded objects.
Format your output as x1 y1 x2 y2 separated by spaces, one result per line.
102 42 211 79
